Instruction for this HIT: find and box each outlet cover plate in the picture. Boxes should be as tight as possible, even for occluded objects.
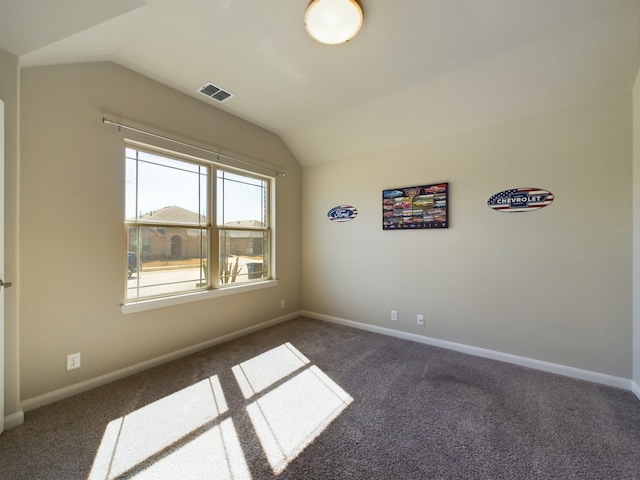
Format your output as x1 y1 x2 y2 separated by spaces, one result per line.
67 353 81 371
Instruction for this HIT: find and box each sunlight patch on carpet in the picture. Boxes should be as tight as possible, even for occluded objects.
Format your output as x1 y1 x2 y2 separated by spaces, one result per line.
88 375 249 479
231 342 311 399
123 417 248 479
89 342 352 478
233 344 354 474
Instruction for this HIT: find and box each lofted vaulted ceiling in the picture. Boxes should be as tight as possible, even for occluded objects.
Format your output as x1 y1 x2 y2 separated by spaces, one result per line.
1 0 639 166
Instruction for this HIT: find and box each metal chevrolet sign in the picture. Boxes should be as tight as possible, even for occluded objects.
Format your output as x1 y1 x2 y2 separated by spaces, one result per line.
488 188 554 212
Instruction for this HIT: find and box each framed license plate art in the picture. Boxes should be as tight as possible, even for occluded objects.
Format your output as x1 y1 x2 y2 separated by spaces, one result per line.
383 183 449 230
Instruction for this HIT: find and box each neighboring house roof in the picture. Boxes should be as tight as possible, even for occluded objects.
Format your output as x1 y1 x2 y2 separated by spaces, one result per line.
223 219 266 239
224 219 265 228
137 205 205 224
132 207 264 235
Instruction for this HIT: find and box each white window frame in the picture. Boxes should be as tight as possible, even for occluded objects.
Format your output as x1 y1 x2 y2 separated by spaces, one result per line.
122 141 277 314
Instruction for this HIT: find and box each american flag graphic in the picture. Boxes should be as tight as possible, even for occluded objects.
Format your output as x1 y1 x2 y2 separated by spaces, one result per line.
487 188 554 212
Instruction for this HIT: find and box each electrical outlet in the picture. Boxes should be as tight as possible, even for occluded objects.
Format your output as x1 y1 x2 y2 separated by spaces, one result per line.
391 310 398 321
280 299 286 309
67 352 81 371
417 314 425 326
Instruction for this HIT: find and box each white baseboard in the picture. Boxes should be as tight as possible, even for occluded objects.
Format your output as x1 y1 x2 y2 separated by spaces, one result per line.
632 380 640 401
19 310 639 414
302 311 633 392
21 312 300 413
3 410 24 430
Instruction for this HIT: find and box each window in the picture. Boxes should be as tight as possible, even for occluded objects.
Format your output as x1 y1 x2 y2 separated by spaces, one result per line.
125 144 273 304
217 170 270 284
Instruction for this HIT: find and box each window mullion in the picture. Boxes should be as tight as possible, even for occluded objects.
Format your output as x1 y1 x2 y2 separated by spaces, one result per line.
210 165 219 288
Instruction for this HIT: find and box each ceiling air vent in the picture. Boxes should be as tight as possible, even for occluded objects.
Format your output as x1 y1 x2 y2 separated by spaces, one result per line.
197 82 234 102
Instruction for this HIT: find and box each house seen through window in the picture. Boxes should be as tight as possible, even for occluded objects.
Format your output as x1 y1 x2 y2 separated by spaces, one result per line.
125 144 272 302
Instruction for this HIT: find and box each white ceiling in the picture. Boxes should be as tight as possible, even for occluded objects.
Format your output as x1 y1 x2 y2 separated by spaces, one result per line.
1 0 639 166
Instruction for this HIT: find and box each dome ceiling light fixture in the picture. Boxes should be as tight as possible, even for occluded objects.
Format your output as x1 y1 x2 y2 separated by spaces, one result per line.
304 0 363 45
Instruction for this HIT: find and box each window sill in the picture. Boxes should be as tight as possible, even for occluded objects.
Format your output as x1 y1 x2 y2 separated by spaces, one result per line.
121 279 279 314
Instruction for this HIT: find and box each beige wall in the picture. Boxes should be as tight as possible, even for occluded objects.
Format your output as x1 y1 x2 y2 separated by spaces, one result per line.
6 57 640 416
302 92 633 378
19 62 301 401
634 71 640 389
0 49 20 422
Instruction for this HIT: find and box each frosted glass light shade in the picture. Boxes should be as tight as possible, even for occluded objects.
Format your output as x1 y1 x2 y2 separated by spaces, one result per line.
304 0 363 45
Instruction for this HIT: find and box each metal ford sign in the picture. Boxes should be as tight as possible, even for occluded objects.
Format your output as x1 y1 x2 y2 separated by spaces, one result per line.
488 188 554 212
328 205 358 222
